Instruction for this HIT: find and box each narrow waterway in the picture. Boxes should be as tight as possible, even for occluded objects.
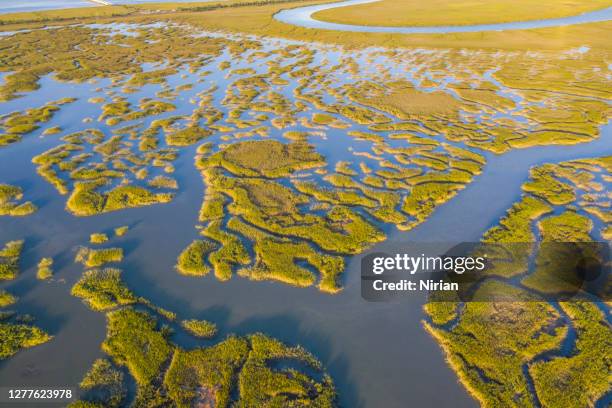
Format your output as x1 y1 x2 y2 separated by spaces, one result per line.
0 27 609 407
275 0 612 34
0 99 608 406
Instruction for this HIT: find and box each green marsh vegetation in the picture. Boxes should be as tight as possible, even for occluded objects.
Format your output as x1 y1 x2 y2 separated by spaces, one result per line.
0 25 230 102
0 321 52 360
75 247 124 268
229 217 345 292
164 332 336 408
67 33 585 297
176 239 216 276
0 239 23 280
529 301 612 407
66 176 173 216
191 124 484 292
71 268 137 311
0 290 17 308
187 138 406 291
236 333 336 407
165 124 211 146
343 78 610 153
311 0 612 27
164 336 248 408
313 135 484 229
0 240 51 359
100 99 177 126
42 126 62 136
36 257 53 280
0 99 73 146
0 11 605 174
181 319 218 339
179 65 495 289
77 358 126 408
90 233 109 244
148 175 178 190
68 255 336 407
424 156 612 407
0 13 608 401
199 218 250 281
425 284 568 406
0 7 609 406
114 226 129 237
0 184 37 216
102 308 173 399
32 127 177 216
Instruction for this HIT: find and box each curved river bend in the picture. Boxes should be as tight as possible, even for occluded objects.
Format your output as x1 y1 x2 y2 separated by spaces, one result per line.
275 0 612 33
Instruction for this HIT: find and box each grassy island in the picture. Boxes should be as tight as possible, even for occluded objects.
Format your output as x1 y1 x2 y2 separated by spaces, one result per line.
0 184 37 216
68 255 336 407
425 156 612 407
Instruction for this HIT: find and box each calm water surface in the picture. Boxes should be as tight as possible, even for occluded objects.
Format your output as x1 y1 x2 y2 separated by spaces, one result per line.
0 0 219 14
0 0 95 13
0 28 610 408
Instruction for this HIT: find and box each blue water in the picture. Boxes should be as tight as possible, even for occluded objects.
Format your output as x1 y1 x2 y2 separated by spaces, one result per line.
0 0 218 14
0 33 482 408
275 0 612 33
0 0 96 13
0 23 609 408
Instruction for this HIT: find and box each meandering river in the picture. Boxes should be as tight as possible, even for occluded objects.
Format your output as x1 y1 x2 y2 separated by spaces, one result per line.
275 0 612 33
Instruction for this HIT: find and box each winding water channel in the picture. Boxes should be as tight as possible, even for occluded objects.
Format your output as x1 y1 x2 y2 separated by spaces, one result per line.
1 117 609 407
0 25 610 407
275 0 612 33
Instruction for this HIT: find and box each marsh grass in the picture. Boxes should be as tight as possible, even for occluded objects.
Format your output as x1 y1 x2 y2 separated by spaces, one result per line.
0 102 65 146
0 240 24 280
90 233 109 244
202 140 325 177
164 333 335 407
67 181 173 216
0 322 52 359
148 176 178 190
78 358 126 408
0 290 17 308
201 220 250 281
529 302 612 407
181 319 217 339
176 240 216 276
114 226 129 237
36 257 53 280
311 0 612 27
165 125 211 146
425 285 567 406
426 157 611 407
102 308 173 385
67 255 336 407
71 268 137 311
75 247 124 268
0 184 37 216
164 336 248 408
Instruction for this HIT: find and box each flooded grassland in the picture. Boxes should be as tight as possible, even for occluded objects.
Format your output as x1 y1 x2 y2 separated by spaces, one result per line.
0 18 610 408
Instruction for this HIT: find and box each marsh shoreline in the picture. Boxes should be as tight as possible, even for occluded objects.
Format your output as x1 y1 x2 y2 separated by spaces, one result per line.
0 22 610 407
275 0 612 33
